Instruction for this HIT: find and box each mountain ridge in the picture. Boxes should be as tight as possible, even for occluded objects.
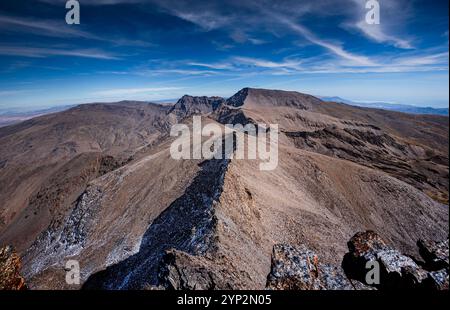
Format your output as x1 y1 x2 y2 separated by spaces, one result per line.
320 96 449 116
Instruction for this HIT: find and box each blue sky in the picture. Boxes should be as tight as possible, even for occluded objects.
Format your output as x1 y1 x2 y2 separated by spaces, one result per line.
0 0 448 112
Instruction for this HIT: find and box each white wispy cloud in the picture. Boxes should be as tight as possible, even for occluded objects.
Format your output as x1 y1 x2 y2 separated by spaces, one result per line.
233 56 302 70
288 50 449 74
187 62 234 70
153 1 378 67
121 48 448 78
353 21 413 49
393 52 449 66
178 12 230 31
0 89 31 96
230 30 266 45
0 15 93 39
0 45 120 60
231 49 447 75
136 68 221 76
92 87 183 97
185 56 303 76
96 63 229 77
0 14 153 47
34 0 419 53
273 16 376 67
348 0 414 49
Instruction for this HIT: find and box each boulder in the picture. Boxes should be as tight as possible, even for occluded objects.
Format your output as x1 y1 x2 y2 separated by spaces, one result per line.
158 250 216 290
343 230 389 282
157 249 251 290
266 244 353 290
375 249 428 289
417 238 449 270
343 231 449 290
425 269 449 290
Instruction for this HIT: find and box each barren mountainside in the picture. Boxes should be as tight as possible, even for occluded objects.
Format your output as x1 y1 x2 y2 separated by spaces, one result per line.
0 88 448 289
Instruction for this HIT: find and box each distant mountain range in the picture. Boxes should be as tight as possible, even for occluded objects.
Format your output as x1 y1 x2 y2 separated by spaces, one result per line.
320 96 449 116
1 95 448 128
0 105 76 128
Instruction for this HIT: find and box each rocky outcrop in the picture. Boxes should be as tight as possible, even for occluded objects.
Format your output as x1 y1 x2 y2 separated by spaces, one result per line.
343 231 449 290
266 244 353 290
418 238 449 270
427 269 449 290
0 246 26 290
84 230 449 290
157 249 248 290
158 250 217 290
225 88 249 107
265 232 449 291
169 95 225 119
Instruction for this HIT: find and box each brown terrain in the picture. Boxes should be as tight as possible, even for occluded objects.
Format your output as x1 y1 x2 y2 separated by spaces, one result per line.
0 88 448 289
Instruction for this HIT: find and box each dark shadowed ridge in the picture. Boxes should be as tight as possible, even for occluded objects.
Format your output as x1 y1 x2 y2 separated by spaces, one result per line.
168 95 225 119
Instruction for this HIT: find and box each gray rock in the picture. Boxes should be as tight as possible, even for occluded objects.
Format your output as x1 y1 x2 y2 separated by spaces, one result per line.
425 269 449 290
343 231 433 289
169 95 225 119
376 249 418 275
418 238 449 270
266 244 353 290
158 250 216 290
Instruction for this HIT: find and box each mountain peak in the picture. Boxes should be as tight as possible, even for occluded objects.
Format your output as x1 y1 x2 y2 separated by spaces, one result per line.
169 95 225 119
225 87 323 109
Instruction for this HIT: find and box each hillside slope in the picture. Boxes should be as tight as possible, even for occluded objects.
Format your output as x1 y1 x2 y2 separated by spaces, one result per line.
0 102 173 250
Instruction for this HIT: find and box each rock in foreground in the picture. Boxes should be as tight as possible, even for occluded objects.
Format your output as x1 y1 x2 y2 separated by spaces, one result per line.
343 231 449 290
266 232 449 291
266 244 353 290
418 238 449 270
0 246 26 290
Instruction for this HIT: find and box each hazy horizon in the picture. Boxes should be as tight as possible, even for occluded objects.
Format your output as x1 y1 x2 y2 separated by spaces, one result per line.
1 88 449 116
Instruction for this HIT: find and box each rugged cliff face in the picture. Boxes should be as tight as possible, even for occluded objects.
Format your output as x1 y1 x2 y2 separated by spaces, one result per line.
169 95 225 120
0 88 448 289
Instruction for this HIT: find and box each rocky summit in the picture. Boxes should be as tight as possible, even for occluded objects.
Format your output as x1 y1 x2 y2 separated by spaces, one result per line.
0 88 448 290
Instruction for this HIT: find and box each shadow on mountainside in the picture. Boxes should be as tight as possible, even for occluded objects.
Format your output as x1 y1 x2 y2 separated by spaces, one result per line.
82 157 230 289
